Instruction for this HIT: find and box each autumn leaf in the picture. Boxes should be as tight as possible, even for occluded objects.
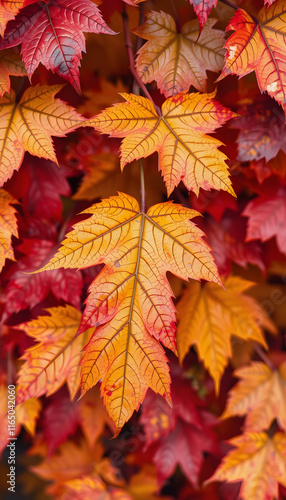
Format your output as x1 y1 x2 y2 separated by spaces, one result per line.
234 96 286 163
0 84 84 186
207 432 286 500
176 275 276 392
3 238 83 319
140 374 218 486
217 1 286 114
0 0 116 93
30 438 105 496
0 0 35 36
243 185 286 255
134 12 225 97
222 361 286 432
37 192 221 430
204 212 265 275
73 152 165 208
188 0 218 31
0 48 26 97
17 305 93 403
85 92 235 196
5 157 71 222
77 77 128 118
0 188 18 273
16 396 42 435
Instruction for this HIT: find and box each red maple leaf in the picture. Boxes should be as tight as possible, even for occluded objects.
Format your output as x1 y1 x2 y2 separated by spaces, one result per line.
5 157 71 222
205 212 265 275
140 372 218 486
3 238 83 319
0 0 115 93
233 97 286 163
189 0 218 31
243 184 286 255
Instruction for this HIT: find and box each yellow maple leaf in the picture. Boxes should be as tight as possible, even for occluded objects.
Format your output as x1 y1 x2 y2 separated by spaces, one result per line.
84 92 236 196
0 188 18 273
38 192 221 430
207 431 286 500
134 11 225 97
218 1 286 113
222 361 286 432
0 84 84 185
16 396 42 435
0 49 26 97
176 275 276 393
17 305 92 403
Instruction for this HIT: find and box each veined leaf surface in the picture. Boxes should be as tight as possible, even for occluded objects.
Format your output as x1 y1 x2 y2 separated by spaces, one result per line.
222 361 286 432
134 12 225 97
0 48 26 97
17 305 92 403
85 92 235 196
0 84 84 185
189 0 218 31
38 193 221 430
0 0 115 93
0 188 18 272
207 432 286 500
218 1 286 113
176 275 276 392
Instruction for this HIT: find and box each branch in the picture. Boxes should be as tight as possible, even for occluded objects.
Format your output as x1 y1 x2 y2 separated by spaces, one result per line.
122 3 161 115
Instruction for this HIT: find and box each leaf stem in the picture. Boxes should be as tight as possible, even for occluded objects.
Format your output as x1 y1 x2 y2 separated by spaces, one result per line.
139 159 146 213
122 3 161 115
254 343 276 371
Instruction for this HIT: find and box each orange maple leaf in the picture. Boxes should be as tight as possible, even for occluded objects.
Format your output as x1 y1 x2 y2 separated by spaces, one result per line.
207 431 286 500
222 361 286 432
17 305 92 403
0 49 26 97
176 275 276 392
218 1 286 113
84 92 236 196
0 84 84 185
134 11 225 97
38 192 221 430
0 188 18 273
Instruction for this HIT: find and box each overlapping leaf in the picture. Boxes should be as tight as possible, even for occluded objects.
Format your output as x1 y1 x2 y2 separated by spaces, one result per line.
134 12 225 97
0 0 35 36
243 185 286 255
3 238 83 319
176 275 276 392
0 48 26 97
234 97 286 163
0 84 84 185
0 188 18 273
17 305 93 403
222 361 286 432
85 92 235 196
207 432 286 500
189 0 218 31
38 193 221 430
218 1 286 113
0 0 115 93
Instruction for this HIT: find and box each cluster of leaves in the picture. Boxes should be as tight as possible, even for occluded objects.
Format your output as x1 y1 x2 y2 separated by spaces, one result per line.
1 0 286 498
